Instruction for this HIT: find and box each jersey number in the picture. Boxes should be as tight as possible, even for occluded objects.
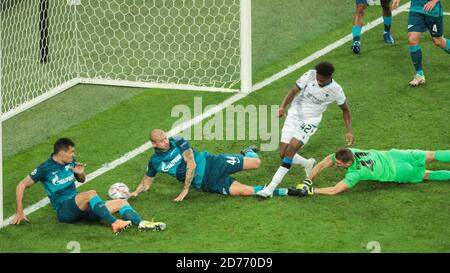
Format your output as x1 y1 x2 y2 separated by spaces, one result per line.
226 156 239 166
300 123 317 134
354 152 375 172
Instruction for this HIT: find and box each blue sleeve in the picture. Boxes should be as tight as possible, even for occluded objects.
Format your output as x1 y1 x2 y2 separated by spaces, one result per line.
146 159 157 177
173 136 192 153
29 165 46 183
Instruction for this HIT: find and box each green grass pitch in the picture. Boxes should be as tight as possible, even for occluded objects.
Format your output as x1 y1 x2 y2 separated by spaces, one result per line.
0 1 449 252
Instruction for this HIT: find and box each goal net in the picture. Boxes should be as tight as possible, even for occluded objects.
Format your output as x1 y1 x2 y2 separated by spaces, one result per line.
0 0 250 120
0 0 251 225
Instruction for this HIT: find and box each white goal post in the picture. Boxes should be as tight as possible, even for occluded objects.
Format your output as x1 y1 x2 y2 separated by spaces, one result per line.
0 0 252 225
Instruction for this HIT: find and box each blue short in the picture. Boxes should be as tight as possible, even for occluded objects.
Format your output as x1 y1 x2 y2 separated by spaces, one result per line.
200 154 244 195
56 197 100 223
408 11 444 37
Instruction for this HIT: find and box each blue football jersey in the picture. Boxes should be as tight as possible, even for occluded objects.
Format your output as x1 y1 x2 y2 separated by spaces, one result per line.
146 137 208 189
30 155 78 211
410 0 443 17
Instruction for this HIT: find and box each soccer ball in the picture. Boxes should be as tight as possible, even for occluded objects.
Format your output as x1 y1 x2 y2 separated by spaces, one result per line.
108 182 130 200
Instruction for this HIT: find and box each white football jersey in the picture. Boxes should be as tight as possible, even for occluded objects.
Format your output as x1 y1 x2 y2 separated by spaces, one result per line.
289 69 346 119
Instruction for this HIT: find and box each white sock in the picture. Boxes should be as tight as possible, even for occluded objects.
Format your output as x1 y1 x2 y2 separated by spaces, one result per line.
292 153 308 167
266 166 290 192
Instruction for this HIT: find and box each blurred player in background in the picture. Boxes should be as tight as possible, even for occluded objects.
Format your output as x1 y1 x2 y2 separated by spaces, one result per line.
392 0 449 86
351 0 397 54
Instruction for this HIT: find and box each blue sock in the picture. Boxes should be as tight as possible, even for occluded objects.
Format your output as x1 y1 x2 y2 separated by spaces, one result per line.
282 157 293 169
273 188 288 196
409 45 423 75
444 39 450 54
383 16 392 33
352 25 362 42
253 185 264 194
244 149 259 159
253 185 287 196
89 196 117 225
119 205 143 226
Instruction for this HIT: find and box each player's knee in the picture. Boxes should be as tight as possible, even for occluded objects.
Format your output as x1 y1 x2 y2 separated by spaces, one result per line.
253 158 261 169
423 171 430 181
243 187 254 196
87 190 98 198
408 35 419 45
356 7 365 17
118 199 129 206
245 158 261 169
236 186 253 196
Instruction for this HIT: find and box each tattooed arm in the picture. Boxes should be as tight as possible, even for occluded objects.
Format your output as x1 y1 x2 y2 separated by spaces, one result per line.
174 148 197 202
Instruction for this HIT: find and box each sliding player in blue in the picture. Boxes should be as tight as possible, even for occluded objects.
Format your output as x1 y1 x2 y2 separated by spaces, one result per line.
351 0 396 54
11 138 165 234
130 129 291 201
393 0 449 86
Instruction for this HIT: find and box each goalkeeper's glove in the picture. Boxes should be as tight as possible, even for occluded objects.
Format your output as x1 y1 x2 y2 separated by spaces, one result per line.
295 179 315 197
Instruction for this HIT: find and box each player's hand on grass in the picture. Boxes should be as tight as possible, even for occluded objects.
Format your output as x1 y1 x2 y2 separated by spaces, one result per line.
174 188 189 202
71 162 86 174
11 212 29 225
392 0 400 10
345 132 355 146
423 0 438 12
277 107 286 118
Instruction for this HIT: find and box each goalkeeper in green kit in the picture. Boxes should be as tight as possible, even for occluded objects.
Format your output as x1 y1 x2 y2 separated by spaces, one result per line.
289 148 450 196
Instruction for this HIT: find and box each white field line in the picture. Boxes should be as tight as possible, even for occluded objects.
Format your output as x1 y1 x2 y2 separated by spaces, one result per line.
405 7 449 16
0 93 246 228
0 2 411 229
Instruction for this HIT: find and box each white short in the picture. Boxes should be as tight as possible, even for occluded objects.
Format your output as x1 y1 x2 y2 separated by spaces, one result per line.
280 114 321 145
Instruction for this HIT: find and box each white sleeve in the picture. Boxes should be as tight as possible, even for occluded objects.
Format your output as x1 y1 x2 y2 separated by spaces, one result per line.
335 87 347 106
295 70 314 90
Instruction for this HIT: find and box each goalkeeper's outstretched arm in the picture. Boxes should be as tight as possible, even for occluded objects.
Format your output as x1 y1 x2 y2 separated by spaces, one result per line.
314 181 350 196
309 154 334 181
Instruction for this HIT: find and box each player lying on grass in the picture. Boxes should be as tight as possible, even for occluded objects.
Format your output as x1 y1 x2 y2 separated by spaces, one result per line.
290 148 450 196
256 62 354 199
130 129 293 201
392 0 450 86
351 0 397 54
11 138 165 234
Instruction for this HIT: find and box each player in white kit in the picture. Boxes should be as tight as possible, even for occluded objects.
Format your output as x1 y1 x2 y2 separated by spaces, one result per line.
257 62 355 198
